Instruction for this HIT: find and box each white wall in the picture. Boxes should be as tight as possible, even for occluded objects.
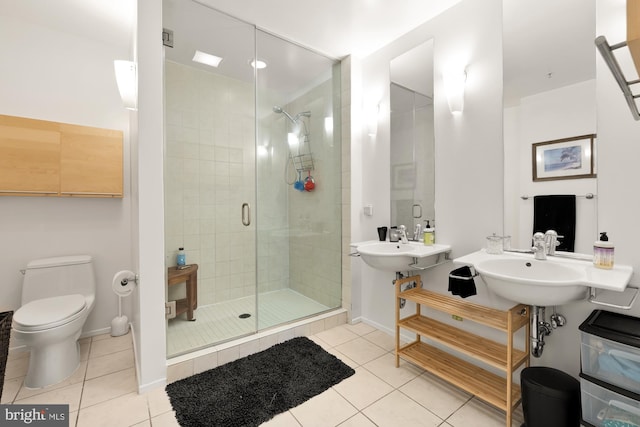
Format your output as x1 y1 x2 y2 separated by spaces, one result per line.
135 0 168 392
0 3 133 339
354 0 504 333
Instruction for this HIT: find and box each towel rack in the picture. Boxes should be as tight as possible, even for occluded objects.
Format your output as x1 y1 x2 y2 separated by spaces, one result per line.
448 266 479 281
595 35 640 121
521 193 595 200
407 251 451 271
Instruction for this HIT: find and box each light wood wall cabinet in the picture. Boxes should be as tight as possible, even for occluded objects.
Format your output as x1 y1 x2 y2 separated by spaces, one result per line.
0 115 123 198
395 275 530 427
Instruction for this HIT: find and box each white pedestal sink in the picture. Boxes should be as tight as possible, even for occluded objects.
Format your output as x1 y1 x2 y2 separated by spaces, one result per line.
455 249 633 306
352 241 451 272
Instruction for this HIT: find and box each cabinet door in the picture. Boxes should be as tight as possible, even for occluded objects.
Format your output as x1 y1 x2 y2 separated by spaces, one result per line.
0 115 60 195
60 124 123 197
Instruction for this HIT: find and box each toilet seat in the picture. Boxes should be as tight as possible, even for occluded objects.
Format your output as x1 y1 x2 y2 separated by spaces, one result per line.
13 294 86 332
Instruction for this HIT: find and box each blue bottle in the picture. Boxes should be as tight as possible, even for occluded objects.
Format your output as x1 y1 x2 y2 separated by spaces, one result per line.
177 247 186 266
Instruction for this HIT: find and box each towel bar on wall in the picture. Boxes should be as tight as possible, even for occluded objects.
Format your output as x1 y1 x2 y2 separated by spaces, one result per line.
521 193 595 200
589 286 639 310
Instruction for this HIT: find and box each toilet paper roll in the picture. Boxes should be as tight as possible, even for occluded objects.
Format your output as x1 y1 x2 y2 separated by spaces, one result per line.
112 270 136 297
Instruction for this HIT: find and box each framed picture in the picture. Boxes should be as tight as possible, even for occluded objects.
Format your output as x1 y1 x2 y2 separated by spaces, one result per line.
392 163 415 190
532 134 597 182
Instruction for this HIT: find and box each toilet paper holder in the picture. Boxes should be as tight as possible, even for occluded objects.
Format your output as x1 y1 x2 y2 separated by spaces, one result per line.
111 270 138 337
112 270 139 297
119 274 139 287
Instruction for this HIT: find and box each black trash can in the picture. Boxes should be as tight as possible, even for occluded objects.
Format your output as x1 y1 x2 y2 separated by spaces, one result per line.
520 366 581 427
0 311 13 401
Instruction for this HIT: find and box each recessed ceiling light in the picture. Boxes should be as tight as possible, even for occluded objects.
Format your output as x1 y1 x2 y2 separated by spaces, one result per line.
193 50 223 68
250 59 267 69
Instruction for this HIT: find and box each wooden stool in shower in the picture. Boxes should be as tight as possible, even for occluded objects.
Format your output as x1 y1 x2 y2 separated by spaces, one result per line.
167 264 198 321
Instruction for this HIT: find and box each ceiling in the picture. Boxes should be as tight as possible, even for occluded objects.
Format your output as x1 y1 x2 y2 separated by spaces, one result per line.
12 0 598 105
197 0 463 59
193 0 597 104
7 0 135 52
503 0 596 106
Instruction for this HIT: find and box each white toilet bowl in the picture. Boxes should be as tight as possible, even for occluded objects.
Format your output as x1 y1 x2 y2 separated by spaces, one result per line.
12 256 96 389
13 294 91 388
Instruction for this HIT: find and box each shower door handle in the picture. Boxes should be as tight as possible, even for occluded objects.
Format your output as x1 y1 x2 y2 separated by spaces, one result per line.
242 203 251 226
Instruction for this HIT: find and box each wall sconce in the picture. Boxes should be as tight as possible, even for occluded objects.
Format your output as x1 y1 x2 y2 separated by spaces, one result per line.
365 103 380 136
114 60 138 110
443 67 467 114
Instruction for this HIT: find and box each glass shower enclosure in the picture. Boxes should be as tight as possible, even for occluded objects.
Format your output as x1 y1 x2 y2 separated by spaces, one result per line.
163 0 342 357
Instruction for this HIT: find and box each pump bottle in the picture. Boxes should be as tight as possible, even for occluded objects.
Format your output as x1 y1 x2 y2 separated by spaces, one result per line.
593 232 614 269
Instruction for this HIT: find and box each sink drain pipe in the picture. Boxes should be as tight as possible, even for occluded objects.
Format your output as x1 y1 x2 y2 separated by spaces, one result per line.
530 305 566 357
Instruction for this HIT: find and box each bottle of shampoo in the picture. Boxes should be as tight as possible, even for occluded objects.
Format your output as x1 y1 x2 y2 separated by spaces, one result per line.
594 232 614 269
177 247 186 267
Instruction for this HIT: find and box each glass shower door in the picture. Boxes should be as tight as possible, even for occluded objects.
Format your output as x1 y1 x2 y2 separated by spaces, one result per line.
163 0 258 356
163 0 342 358
255 30 342 330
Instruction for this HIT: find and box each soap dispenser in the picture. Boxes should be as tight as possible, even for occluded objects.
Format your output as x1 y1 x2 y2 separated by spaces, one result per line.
594 232 614 269
423 220 435 246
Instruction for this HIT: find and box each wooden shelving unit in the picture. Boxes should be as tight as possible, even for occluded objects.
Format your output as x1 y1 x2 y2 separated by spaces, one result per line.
395 275 530 427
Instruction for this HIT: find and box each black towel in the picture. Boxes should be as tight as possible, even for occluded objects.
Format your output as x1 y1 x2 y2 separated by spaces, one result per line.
533 195 576 252
448 266 477 298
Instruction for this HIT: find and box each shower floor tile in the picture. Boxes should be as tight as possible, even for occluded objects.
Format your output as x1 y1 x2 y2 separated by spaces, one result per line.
166 289 330 356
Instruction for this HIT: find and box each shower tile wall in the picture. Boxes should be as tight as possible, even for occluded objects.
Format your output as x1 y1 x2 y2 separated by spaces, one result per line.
165 59 341 312
284 72 342 308
164 61 257 306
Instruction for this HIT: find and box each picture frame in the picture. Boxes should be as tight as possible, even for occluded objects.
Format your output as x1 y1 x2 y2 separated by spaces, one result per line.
392 163 416 190
532 134 597 182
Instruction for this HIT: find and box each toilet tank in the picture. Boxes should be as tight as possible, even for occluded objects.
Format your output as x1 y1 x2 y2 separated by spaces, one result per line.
22 255 96 305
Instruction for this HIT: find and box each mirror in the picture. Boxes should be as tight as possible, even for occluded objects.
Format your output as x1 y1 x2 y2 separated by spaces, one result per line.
390 39 435 238
503 0 598 254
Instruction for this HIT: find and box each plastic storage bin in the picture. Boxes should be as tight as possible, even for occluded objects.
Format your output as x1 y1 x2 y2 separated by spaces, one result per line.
580 310 640 394
580 375 640 427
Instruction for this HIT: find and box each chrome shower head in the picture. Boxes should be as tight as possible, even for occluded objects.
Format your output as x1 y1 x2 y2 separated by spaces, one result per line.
273 105 296 124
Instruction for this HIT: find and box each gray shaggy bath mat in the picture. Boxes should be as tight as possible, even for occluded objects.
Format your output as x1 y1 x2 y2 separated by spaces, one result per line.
165 336 355 427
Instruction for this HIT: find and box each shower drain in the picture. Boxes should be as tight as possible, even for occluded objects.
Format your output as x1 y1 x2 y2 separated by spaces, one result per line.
239 313 251 319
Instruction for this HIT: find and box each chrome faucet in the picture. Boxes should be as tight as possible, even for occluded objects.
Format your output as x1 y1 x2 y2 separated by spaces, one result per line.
413 223 422 241
532 232 546 260
544 230 561 256
397 225 409 244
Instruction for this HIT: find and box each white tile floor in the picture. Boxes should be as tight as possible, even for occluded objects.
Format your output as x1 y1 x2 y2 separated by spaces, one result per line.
2 323 524 427
167 289 331 356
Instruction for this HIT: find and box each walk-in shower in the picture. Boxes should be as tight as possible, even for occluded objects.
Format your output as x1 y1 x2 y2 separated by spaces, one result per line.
162 0 342 357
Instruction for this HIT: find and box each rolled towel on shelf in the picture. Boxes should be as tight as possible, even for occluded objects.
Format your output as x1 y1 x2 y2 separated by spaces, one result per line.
448 266 477 298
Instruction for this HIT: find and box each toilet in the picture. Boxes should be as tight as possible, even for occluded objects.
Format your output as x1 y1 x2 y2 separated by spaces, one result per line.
12 255 96 388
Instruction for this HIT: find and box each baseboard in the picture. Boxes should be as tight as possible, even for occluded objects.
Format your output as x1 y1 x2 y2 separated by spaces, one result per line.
138 376 167 394
349 316 363 324
80 327 111 339
360 318 395 337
